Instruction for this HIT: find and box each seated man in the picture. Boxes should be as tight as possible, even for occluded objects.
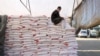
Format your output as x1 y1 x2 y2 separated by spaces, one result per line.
51 6 64 25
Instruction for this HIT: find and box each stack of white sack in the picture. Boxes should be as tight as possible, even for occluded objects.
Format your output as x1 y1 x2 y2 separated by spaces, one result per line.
4 15 78 56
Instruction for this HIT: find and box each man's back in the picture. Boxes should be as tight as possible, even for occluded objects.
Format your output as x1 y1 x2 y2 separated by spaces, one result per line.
51 10 60 20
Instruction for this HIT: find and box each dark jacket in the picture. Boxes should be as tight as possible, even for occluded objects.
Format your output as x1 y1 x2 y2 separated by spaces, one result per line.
51 10 63 25
51 10 60 19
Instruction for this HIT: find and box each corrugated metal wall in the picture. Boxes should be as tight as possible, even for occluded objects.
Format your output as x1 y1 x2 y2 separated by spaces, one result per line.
73 0 100 29
0 15 7 56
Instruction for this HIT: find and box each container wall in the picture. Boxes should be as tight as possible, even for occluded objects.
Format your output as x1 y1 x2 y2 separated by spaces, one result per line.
73 0 100 29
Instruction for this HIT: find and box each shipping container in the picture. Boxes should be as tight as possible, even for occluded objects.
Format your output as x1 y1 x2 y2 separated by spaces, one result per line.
72 0 100 29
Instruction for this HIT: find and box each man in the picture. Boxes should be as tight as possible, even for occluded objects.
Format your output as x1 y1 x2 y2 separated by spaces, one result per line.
51 6 64 25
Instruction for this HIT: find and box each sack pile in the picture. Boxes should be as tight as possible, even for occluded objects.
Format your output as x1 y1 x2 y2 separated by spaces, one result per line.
4 15 78 56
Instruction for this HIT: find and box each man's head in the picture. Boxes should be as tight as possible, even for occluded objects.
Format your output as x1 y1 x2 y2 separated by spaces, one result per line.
57 6 61 12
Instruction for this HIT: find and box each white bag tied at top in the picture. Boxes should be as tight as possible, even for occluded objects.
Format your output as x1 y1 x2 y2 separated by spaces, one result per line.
4 16 78 56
